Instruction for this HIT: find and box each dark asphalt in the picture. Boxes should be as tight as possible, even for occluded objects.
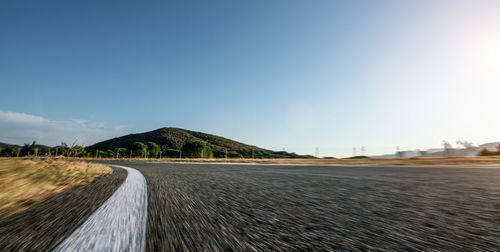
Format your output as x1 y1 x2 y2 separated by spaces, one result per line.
0 167 127 251
113 162 500 251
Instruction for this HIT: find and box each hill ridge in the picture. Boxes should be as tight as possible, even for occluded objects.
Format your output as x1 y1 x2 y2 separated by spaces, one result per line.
85 127 309 158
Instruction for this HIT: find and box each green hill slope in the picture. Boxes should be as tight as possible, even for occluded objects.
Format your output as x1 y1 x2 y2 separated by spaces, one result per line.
0 142 51 150
85 127 314 158
0 142 18 149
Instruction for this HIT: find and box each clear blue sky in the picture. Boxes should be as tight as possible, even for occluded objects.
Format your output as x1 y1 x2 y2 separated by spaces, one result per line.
1 0 500 157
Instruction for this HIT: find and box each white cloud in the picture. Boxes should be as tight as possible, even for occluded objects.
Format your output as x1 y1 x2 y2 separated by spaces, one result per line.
0 110 127 147
0 111 49 125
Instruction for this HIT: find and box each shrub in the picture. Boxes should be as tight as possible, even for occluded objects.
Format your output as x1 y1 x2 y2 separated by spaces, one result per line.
129 142 146 157
181 140 213 158
97 150 107 158
227 151 243 158
0 146 19 157
479 148 495 156
41 147 52 156
115 148 128 158
163 148 180 158
146 142 160 158
19 141 36 156
68 145 86 157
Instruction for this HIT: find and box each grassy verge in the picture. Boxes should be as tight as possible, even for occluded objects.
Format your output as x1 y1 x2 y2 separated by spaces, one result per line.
0 158 111 218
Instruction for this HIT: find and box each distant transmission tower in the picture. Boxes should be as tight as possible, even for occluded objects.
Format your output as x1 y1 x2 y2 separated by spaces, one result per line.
315 147 319 157
352 147 357 157
361 146 366 156
396 146 401 158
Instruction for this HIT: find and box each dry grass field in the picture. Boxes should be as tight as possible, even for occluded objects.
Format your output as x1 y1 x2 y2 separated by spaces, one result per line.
0 158 111 217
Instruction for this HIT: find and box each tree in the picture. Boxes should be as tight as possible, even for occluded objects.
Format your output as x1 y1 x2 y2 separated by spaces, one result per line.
56 142 70 156
115 148 127 158
227 151 243 158
441 140 452 149
67 145 86 157
479 148 493 156
106 149 115 158
456 140 474 149
63 139 86 157
442 140 453 156
181 140 213 158
96 150 107 158
41 147 52 156
162 148 180 158
0 146 19 157
19 141 36 156
146 142 160 158
129 142 146 157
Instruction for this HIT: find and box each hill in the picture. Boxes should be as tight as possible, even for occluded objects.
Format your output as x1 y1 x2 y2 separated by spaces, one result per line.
479 142 500 151
85 127 314 158
0 142 18 149
0 141 50 150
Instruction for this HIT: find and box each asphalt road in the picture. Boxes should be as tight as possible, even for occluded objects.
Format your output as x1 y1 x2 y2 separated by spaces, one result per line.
111 162 500 251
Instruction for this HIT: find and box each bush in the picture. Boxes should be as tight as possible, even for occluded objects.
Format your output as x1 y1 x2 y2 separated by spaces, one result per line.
0 146 19 157
19 141 36 156
146 142 160 158
129 142 146 157
41 147 52 156
163 148 180 158
181 140 213 158
97 150 107 158
115 148 128 158
68 145 86 157
53 145 69 156
227 151 243 158
479 148 496 156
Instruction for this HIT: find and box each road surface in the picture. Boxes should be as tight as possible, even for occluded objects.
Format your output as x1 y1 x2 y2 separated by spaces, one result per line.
119 162 500 251
3 162 500 251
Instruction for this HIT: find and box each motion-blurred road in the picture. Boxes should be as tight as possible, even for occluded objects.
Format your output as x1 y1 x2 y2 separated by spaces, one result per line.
117 162 500 251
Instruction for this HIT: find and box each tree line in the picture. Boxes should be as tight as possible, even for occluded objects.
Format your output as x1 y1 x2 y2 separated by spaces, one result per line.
91 140 214 158
0 140 217 159
0 140 214 159
0 141 85 157
479 144 500 156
